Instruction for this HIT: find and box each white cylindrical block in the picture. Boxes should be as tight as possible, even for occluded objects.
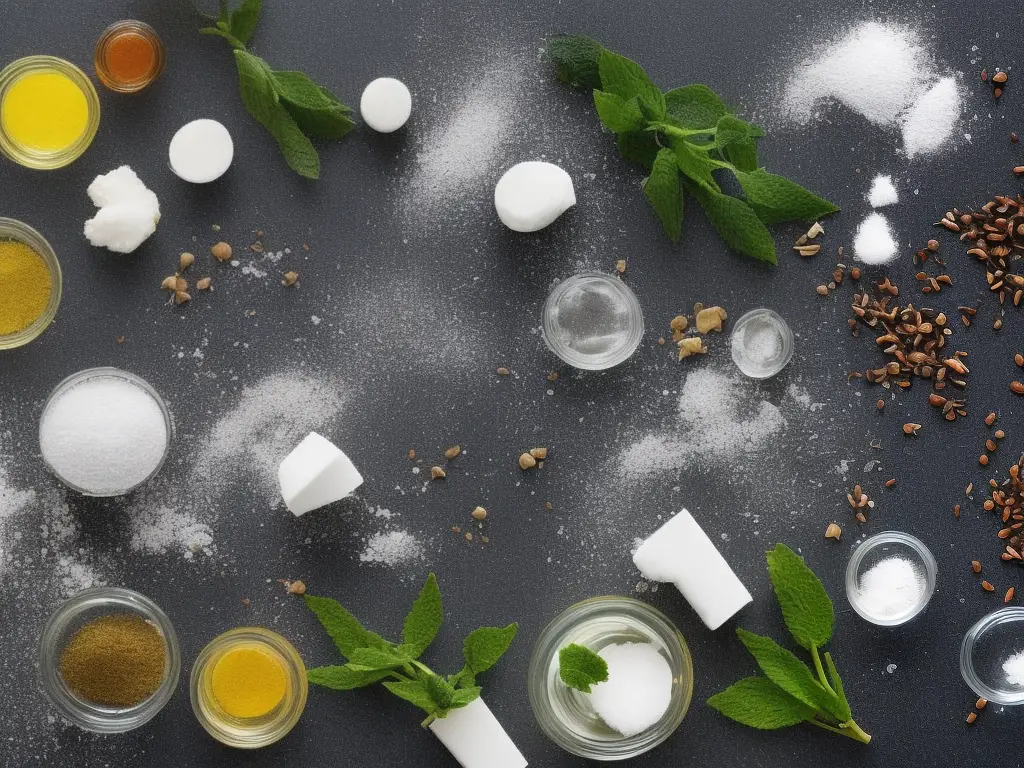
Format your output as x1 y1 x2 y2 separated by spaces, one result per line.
428 698 527 768
632 508 752 630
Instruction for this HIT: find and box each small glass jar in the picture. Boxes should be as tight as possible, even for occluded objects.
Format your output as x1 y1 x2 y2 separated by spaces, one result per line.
528 596 692 761
190 627 308 749
542 273 644 371
0 56 100 169
845 531 937 626
730 308 794 379
39 367 172 496
38 587 181 733
961 607 1024 706
0 217 62 350
94 20 166 93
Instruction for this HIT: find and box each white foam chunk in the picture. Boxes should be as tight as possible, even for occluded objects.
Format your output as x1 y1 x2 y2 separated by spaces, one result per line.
588 642 672 737
278 431 363 516
84 203 158 254
632 508 752 630
867 175 899 208
429 698 527 768
853 212 898 264
901 77 961 159
494 161 575 232
169 119 234 183
360 77 412 133
87 165 160 218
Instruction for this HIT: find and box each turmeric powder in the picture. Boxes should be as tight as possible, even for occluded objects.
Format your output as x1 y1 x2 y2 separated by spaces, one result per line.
0 239 52 335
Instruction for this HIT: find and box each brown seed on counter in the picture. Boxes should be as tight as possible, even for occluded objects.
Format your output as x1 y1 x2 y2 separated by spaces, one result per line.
824 523 842 540
282 271 298 286
885 478 896 488
1011 381 1024 395
211 241 232 261
972 560 983 573
1016 353 1024 367
444 445 461 460
615 259 626 274
955 504 962 517
530 447 548 460
876 399 885 410
430 466 446 480
546 371 559 382
1006 587 1016 603
496 367 510 376
983 580 996 592
519 453 537 470
174 290 190 305
669 315 688 332
903 423 921 436
196 277 212 291
980 455 990 466
160 275 177 292
996 430 1006 439
179 252 195 271
986 412 998 426
966 711 978 725
993 71 1009 84
471 506 487 521
977 697 988 710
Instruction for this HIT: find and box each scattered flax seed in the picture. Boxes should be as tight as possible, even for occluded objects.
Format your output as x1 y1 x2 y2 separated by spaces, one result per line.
465 532 473 541
855 512 867 523
211 241 232 261
966 712 977 725
160 275 177 292
850 267 862 280
471 506 487 521
972 560 983 573
1012 381 1024 395
546 371 559 382
282 271 298 286
287 580 306 595
657 337 665 345
615 259 626 274
876 399 885 410
815 285 829 296
530 447 548 460
196 277 212 291
430 466 446 480
444 445 461 460
994 71 1009 84
967 483 974 495
996 430 1006 439
980 455 990 466
174 291 191 305
986 412 998 426
885 478 896 488
179 252 195 271
987 439 998 452
983 580 996 592
1016 353 1024 367
976 698 988 710
903 423 921 436
496 367 510 376
408 449 416 459
824 523 841 540
1006 587 1016 603
955 504 962 517
519 453 537 470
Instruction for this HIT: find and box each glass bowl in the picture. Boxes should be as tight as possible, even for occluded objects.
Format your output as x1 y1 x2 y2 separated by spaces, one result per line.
38 367 172 496
527 596 693 761
0 217 62 349
961 608 1024 706
541 273 644 370
190 627 308 749
0 56 101 169
845 531 937 626
94 20 166 93
730 308 795 379
38 587 181 733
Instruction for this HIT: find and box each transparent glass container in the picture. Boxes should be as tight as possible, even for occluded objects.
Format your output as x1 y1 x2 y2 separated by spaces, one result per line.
730 308 794 379
541 273 644 370
528 596 693 760
190 627 308 749
845 531 937 626
39 367 172 496
94 20 166 93
0 56 100 169
38 587 181 733
961 607 1024 706
0 217 62 349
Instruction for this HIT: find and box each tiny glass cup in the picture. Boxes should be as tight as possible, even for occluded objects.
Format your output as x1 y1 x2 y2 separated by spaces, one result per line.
0 217 62 349
845 531 937 626
961 608 1024 706
94 20 166 93
730 308 794 379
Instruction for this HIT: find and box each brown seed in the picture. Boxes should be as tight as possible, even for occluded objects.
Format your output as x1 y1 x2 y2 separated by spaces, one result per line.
855 512 867 523
996 87 1004 98
196 277 212 291
955 504 962 517
850 267 862 280
408 449 416 459
885 478 896 488
967 483 974 495
496 367 510 376
966 711 978 725
286 580 307 595
815 285 829 296
993 71 1008 84
987 439 998 452
211 241 232 261
1014 167 1024 177
445 445 461 460
903 423 921 435
160 275 177 292
985 500 996 511
546 371 559 382
972 560 982 573
530 447 548 460
986 412 998 426
980 454 990 466
928 393 947 407
669 315 688 332
824 523 842 540
471 506 487 521
282 271 299 286
465 532 473 541
983 580 996 592
1007 587 1016 603
1016 353 1024 368
519 453 537 470
927 239 939 251
1011 381 1024 395
430 466 446 480
996 430 1006 439
615 259 626 274
977 698 988 710
174 290 191 305
175 276 188 292
179 252 195 271
877 399 885 410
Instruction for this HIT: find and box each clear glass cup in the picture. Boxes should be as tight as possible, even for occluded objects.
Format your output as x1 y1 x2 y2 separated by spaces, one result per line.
541 273 644 370
94 20 166 93
845 531 937 626
190 627 308 749
528 596 693 760
730 308 794 379
961 607 1024 706
38 367 172 496
0 217 62 349
38 587 181 733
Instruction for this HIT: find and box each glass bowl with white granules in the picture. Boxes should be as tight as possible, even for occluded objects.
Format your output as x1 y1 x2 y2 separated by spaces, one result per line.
39 367 171 496
730 308 794 379
961 608 1024 706
845 531 937 627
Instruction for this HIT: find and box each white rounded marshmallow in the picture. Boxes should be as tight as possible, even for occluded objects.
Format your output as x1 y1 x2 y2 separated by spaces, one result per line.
494 161 576 232
169 119 234 183
360 77 412 133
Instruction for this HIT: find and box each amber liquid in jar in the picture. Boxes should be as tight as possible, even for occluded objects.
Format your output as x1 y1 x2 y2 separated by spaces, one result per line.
94 21 165 93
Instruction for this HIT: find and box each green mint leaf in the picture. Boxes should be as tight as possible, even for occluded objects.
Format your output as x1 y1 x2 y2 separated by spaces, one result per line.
714 114 762 172
664 84 728 130
724 141 758 172
558 644 608 693
229 0 262 43
547 34 603 90
304 594 390 658
686 179 776 264
708 676 817 729
733 169 839 226
281 101 357 140
402 573 443 657
271 72 355 140
271 71 346 111
766 543 834 650
592 91 645 134
736 629 845 721
383 680 438 715
671 138 720 192
462 624 518 676
449 686 482 710
425 673 456 710
234 50 320 178
597 48 665 120
643 148 683 242
617 130 660 169
346 646 411 671
823 652 852 722
307 665 392 690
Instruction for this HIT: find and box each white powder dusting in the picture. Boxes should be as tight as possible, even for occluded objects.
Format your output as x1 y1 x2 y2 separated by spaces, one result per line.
856 556 925 618
867 175 899 208
853 212 898 264
129 503 215 560
901 76 962 158
1003 651 1024 686
359 530 424 566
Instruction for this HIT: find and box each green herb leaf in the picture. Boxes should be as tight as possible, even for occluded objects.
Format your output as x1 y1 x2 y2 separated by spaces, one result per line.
766 543 834 650
307 665 392 690
597 48 665 120
733 169 839 226
271 70 346 111
643 148 684 242
229 0 262 44
617 131 660 169
424 673 456 710
713 114 762 172
462 624 518 676
593 91 645 134
708 676 818 729
449 686 482 709
546 34 603 91
304 594 389 658
671 138 720 192
823 652 852 721
281 100 357 140
663 84 728 130
346 646 412 671
402 573 443 657
686 179 776 264
383 680 437 715
558 644 609 693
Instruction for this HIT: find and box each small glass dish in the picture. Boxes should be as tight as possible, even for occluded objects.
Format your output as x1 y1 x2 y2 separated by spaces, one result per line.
0 56 100 169
961 608 1024 706
730 308 794 379
94 20 166 93
541 273 644 371
38 587 180 733
0 217 62 349
845 531 937 626
38 367 172 496
528 596 692 761
190 627 308 749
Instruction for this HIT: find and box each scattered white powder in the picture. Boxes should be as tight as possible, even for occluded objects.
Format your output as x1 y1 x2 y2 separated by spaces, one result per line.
588 642 672 737
1003 651 1024 686
901 76 962 158
853 212 898 264
359 530 424 566
856 556 925 618
129 503 215 560
0 464 35 575
868 175 899 208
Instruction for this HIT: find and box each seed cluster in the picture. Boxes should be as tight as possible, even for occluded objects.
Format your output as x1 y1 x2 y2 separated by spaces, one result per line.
987 454 1024 563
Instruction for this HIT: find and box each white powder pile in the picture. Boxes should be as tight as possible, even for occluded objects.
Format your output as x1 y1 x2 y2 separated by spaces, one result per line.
129 503 215 560
39 375 168 495
359 530 424 566
901 77 962 158
868 175 899 208
742 324 782 364
0 464 35 574
588 642 673 737
1003 651 1024 686
856 557 925 618
853 212 898 264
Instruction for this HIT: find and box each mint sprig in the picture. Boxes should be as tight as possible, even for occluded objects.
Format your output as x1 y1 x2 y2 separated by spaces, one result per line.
198 0 355 178
708 544 871 744
546 35 838 263
558 643 608 693
305 573 518 727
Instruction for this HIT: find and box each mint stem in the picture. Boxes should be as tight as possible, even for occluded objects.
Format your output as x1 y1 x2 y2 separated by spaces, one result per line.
648 122 718 139
807 717 872 744
810 646 835 696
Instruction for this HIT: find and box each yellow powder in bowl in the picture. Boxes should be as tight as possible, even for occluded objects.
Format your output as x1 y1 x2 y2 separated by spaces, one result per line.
211 645 287 719
0 239 52 335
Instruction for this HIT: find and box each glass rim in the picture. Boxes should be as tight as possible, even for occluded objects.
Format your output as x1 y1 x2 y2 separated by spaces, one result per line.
844 531 937 627
0 217 62 349
94 20 166 93
961 607 1024 706
730 307 795 379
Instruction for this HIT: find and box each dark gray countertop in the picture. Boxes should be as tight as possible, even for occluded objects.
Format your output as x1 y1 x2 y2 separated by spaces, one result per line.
1 0 1022 765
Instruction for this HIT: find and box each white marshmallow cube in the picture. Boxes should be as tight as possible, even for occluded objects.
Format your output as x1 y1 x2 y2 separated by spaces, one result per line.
360 77 412 133
632 508 752 630
169 119 234 183
278 432 363 516
429 698 527 768
494 161 576 232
